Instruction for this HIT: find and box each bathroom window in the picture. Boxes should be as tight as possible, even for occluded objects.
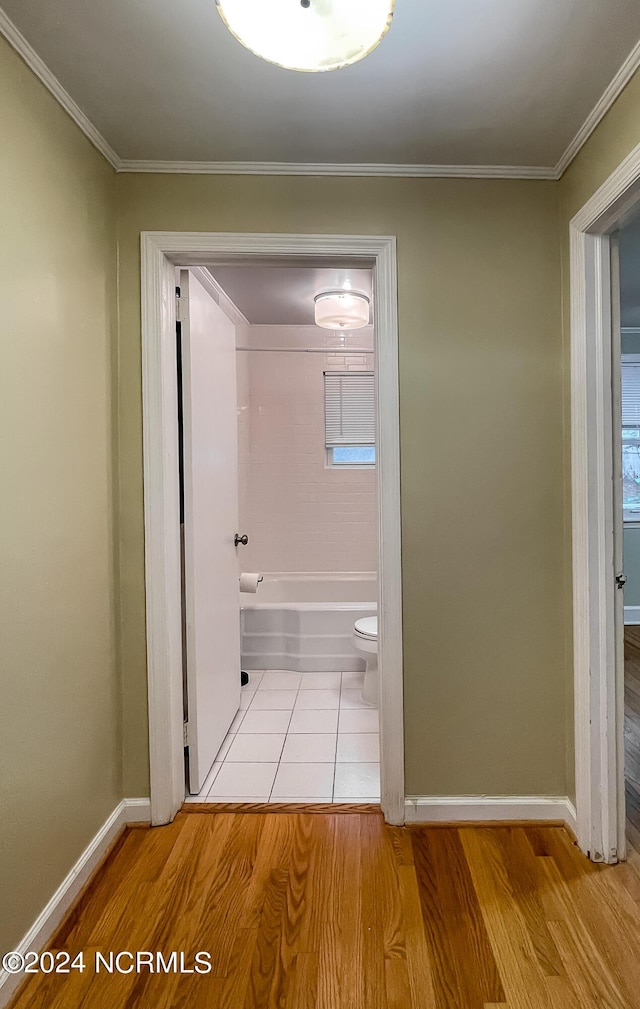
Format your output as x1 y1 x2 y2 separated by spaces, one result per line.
622 356 640 522
324 371 375 468
330 446 376 466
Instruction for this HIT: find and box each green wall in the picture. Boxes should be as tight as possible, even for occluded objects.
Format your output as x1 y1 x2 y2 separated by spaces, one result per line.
116 173 566 798
113 65 640 802
558 68 640 794
5 16 640 956
0 37 120 953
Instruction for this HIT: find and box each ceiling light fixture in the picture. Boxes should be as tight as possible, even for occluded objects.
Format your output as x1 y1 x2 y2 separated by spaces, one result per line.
215 0 395 73
314 291 370 330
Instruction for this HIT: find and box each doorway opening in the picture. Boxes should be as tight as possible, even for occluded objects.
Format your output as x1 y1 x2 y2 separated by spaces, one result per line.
570 143 640 863
178 262 381 805
615 217 640 855
141 233 404 827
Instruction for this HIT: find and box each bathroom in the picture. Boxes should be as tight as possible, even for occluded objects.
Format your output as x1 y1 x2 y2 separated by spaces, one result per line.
182 262 381 805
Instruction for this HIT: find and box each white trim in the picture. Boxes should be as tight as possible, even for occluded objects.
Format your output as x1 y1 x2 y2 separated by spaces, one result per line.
0 9 119 169
555 38 640 178
141 232 405 827
571 140 640 864
625 606 640 624
0 798 150 1008
404 796 577 833
118 160 557 179
121 797 152 822
142 243 186 826
622 328 640 336
571 139 640 233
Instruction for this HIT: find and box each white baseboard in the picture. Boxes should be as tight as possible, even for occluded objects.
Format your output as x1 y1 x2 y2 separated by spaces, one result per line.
121 797 152 823
624 606 640 624
404 795 577 835
0 798 151 1007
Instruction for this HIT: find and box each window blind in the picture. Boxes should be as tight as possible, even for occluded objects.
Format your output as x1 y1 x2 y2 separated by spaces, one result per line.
622 362 640 425
324 372 375 447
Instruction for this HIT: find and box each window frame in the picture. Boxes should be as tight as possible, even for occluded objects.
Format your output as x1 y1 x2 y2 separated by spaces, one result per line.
323 370 376 470
621 353 640 525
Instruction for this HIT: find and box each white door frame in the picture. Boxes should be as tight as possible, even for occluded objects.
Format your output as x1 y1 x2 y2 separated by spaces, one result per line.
571 141 640 861
140 232 404 827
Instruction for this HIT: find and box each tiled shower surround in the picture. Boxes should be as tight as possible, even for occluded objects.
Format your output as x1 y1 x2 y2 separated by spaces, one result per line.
236 325 377 574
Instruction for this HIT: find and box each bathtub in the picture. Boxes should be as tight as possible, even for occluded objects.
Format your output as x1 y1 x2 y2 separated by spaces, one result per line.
241 572 377 672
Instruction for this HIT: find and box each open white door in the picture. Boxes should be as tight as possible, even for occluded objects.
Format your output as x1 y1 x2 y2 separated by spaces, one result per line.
180 269 241 794
611 235 627 860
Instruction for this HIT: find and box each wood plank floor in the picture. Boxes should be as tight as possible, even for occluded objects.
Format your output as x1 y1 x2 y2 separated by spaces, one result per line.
625 627 640 854
9 813 640 1009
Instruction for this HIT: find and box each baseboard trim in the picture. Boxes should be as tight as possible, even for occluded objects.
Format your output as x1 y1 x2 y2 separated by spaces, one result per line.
121 797 152 823
624 606 640 624
404 796 577 834
0 797 151 1007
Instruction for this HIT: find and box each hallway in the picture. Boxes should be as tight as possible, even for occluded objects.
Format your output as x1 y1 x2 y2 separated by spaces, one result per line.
9 812 640 1009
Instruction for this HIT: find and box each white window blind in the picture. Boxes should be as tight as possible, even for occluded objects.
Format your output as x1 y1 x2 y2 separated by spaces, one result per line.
622 362 640 425
324 372 375 447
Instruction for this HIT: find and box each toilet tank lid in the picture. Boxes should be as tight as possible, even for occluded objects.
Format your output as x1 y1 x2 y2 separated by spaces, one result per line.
354 616 378 640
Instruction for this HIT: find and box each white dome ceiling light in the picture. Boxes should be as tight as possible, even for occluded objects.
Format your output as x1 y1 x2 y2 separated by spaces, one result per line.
215 0 395 74
314 291 370 330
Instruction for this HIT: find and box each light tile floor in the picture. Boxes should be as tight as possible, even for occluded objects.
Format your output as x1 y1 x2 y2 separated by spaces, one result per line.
185 669 380 804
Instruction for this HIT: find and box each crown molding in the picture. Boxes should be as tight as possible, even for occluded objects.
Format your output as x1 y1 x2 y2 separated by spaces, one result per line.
117 159 557 179
2 1 639 183
0 8 119 168
555 37 640 179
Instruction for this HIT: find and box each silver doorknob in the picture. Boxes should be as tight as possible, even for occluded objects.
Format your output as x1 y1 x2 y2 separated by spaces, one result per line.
235 533 249 546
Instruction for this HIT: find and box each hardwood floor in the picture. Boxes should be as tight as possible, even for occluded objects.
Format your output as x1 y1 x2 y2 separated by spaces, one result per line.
10 632 640 1006
625 627 640 854
9 813 640 1009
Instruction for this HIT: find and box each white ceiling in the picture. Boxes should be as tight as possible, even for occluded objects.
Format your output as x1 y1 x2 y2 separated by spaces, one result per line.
209 265 373 325
2 0 640 170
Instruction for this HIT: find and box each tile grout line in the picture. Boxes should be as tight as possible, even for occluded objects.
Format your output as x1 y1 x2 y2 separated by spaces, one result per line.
268 671 302 801
330 673 342 800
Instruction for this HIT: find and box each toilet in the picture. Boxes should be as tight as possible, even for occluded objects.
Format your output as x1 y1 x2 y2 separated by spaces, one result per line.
352 616 378 707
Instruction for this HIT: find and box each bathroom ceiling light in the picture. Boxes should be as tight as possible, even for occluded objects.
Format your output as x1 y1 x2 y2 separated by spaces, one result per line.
215 0 395 73
314 291 370 330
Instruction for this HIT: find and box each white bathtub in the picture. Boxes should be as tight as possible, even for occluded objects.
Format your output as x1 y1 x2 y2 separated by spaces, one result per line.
241 572 377 672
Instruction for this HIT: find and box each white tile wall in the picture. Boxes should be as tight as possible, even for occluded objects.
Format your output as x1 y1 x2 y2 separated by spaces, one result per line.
237 326 377 573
